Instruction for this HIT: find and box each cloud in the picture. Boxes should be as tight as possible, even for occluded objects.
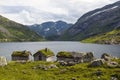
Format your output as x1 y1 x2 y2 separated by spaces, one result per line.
0 0 119 25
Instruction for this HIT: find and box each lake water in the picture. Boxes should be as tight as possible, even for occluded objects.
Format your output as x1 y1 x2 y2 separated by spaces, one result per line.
0 41 120 61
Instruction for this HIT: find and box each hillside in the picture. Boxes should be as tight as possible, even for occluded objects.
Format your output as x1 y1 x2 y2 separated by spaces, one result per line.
82 26 120 44
28 21 72 40
0 15 44 42
60 1 120 41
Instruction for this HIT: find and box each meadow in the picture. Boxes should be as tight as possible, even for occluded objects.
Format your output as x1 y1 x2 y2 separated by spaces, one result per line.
0 59 120 80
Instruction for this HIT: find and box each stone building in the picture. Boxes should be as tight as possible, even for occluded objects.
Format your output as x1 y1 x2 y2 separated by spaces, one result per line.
57 51 94 63
11 50 30 61
33 48 55 62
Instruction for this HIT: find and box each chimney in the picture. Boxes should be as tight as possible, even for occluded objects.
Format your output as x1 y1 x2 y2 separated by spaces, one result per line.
45 48 48 52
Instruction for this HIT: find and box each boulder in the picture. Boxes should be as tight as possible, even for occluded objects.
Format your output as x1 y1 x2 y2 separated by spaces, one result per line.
59 61 75 66
107 61 119 68
83 52 94 62
33 64 58 70
38 65 48 70
110 77 118 80
32 66 37 69
94 70 102 76
86 52 94 58
49 64 58 68
67 61 76 66
60 69 67 73
0 56 7 66
110 74 119 80
59 61 67 66
71 77 76 80
89 59 104 67
101 53 112 61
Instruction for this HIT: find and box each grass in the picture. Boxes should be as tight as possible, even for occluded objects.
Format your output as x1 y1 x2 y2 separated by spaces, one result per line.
12 51 30 57
82 27 120 44
0 15 44 42
0 59 120 80
57 51 73 58
36 48 54 57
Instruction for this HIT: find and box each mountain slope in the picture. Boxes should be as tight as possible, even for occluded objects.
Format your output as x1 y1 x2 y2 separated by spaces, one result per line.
0 15 44 42
82 26 120 44
60 1 120 41
28 21 72 40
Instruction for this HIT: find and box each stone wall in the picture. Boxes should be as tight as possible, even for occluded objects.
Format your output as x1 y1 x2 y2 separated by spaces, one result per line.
34 54 46 61
57 57 74 62
12 56 29 61
46 56 54 62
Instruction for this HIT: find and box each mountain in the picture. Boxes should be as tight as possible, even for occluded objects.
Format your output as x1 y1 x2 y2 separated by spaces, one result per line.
28 21 72 40
82 26 120 44
0 15 44 42
60 1 120 41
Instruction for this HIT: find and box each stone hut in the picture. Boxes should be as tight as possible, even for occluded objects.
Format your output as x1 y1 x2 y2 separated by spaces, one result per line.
33 48 55 62
57 51 94 63
11 50 30 61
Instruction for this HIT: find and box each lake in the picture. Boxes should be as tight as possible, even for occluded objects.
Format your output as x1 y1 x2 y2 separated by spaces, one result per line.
0 41 120 61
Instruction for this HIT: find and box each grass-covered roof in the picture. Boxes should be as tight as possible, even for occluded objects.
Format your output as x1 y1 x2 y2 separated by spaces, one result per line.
11 50 30 57
34 48 54 57
57 51 73 58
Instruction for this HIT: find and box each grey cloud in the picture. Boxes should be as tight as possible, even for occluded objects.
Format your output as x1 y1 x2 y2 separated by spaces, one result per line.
0 6 29 13
0 0 119 25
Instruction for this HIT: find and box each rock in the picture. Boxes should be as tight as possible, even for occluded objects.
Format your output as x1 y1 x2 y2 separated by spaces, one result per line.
89 59 104 67
16 60 27 64
34 64 58 70
107 61 119 68
0 56 7 66
66 61 76 66
22 70 27 74
101 53 111 61
35 64 48 70
38 64 45 69
41 65 48 70
71 77 76 80
95 70 102 76
59 61 76 66
110 74 119 80
60 69 67 73
32 66 37 69
44 67 48 71
92 70 103 79
111 77 118 80
49 64 58 68
110 77 118 80
84 52 94 62
59 61 67 66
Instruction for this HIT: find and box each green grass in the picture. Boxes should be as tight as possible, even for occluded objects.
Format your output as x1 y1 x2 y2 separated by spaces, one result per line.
36 48 54 57
0 59 120 80
0 15 45 42
82 27 120 44
12 51 30 57
57 51 73 58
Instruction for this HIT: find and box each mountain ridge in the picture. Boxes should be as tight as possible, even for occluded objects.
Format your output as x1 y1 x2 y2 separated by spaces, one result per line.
28 20 72 40
60 1 120 41
0 15 44 42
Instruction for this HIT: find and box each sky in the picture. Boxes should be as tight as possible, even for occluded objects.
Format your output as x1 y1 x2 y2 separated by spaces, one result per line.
0 0 119 25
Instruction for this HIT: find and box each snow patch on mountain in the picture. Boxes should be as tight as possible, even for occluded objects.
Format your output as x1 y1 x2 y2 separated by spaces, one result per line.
44 28 50 32
87 6 118 19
